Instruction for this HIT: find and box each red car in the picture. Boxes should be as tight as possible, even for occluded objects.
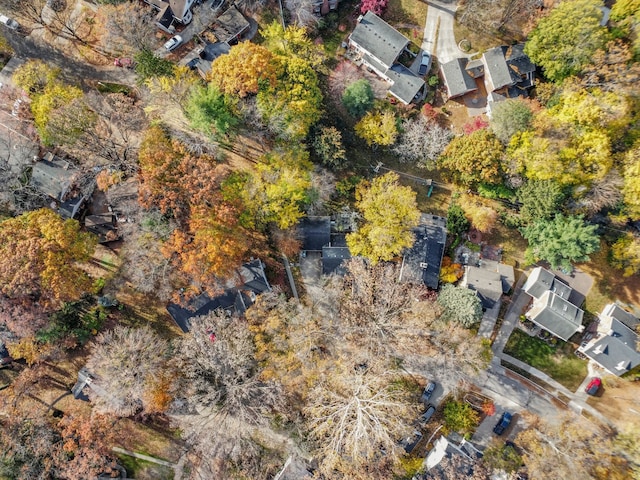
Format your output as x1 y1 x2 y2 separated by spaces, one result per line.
585 377 601 396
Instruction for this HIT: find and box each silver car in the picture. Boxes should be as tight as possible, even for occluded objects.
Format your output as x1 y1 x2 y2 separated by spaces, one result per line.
163 34 183 52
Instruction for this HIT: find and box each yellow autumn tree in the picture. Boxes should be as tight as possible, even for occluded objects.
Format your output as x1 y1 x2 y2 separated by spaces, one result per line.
354 110 399 147
0 209 97 308
347 172 420 263
460 194 498 233
209 41 277 97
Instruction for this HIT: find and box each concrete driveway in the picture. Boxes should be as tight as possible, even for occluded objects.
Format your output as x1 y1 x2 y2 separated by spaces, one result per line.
422 0 474 65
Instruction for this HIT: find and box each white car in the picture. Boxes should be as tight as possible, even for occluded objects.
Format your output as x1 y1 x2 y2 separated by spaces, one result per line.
0 15 19 30
163 35 183 52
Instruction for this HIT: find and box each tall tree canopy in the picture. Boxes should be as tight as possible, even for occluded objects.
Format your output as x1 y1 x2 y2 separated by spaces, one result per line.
489 98 534 145
185 83 238 139
0 209 96 308
342 79 375 117
437 284 483 327
354 110 399 147
522 214 600 270
439 129 504 186
210 41 277 97
524 0 608 82
347 172 420 263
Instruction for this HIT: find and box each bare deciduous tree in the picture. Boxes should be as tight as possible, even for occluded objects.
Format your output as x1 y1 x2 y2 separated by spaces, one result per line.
86 325 168 417
46 92 146 173
285 0 318 27
575 171 624 215
99 2 158 55
304 362 418 476
392 116 453 170
176 310 284 425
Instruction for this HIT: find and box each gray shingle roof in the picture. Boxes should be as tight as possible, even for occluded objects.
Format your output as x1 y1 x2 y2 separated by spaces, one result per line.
441 58 477 98
483 46 513 91
584 304 640 375
400 215 447 289
523 267 572 300
30 157 75 200
300 216 331 251
465 266 502 309
528 290 584 341
349 11 409 68
387 64 426 105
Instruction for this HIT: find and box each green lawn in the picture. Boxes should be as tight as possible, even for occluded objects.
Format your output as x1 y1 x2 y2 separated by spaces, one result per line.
116 454 174 480
504 329 588 391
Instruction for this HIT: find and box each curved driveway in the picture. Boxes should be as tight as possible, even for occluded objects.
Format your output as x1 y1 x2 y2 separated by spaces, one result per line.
422 0 473 65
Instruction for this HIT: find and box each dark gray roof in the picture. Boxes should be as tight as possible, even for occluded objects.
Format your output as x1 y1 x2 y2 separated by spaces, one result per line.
30 157 75 200
400 215 447 289
300 216 331 251
506 44 536 77
167 259 271 333
465 59 485 78
349 11 409 68
200 41 231 61
212 6 250 43
497 263 515 293
483 46 513 91
529 290 584 341
322 246 351 276
441 58 477 98
465 266 502 309
387 64 426 105
584 319 640 375
585 304 640 375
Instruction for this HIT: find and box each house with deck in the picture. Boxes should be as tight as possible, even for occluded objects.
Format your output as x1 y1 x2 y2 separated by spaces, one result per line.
167 259 271 333
348 12 426 105
579 303 640 376
399 214 447 290
522 267 585 341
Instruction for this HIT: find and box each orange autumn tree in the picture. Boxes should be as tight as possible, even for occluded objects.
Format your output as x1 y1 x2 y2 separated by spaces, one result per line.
0 209 97 308
439 256 464 283
138 126 262 290
209 42 277 97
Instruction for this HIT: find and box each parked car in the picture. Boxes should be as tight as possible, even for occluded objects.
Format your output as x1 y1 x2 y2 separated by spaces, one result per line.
418 405 436 427
421 381 436 403
401 429 423 454
585 377 601 396
186 57 200 70
163 34 183 52
0 15 18 30
493 412 512 435
418 51 432 76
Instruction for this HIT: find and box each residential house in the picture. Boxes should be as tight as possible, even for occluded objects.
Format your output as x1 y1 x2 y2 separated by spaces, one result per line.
522 266 585 341
195 6 250 77
167 259 271 333
312 0 340 15
399 214 447 290
348 11 426 105
482 44 535 95
145 0 195 32
299 215 352 276
30 153 89 219
580 303 640 376
441 58 478 98
462 260 514 310
442 44 535 102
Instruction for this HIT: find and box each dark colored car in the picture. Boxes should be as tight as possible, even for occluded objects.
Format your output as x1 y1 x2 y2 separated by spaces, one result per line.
186 58 200 70
493 412 512 435
401 429 423 454
418 51 432 76
585 377 601 396
421 381 436 403
418 405 436 427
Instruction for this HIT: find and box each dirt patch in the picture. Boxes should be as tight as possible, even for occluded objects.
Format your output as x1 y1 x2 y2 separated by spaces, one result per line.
586 377 640 431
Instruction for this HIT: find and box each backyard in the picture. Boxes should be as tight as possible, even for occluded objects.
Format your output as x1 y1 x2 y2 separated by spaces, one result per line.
504 329 588 391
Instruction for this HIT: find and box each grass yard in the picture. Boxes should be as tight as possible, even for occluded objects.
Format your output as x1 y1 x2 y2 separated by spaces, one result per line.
116 454 175 480
386 0 429 29
577 240 640 315
504 329 588 391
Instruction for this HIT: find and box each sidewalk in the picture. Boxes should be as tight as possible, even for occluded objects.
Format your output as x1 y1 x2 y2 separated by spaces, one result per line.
492 272 529 353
